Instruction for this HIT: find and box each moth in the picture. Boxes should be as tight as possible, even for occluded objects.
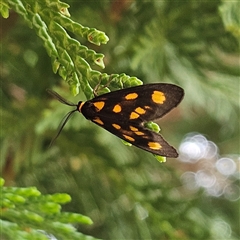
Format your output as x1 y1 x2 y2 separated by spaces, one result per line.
47 83 184 157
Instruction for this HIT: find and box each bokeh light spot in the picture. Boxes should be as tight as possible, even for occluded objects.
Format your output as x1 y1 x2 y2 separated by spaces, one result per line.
195 170 216 188
223 184 240 201
216 157 236 176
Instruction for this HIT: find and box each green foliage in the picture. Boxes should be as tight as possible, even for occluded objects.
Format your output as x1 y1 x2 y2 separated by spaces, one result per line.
124 1 239 129
4 0 142 97
219 1 240 40
0 178 97 240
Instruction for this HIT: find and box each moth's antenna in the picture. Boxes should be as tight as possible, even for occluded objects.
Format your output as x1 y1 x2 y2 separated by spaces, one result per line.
47 89 78 146
46 89 76 106
49 109 77 147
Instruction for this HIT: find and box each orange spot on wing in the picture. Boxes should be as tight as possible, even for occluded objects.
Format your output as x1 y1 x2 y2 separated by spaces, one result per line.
135 107 146 115
112 123 121 129
129 126 145 136
93 117 104 125
123 134 135 142
152 91 166 104
129 126 138 132
135 131 145 136
148 142 162 150
113 104 122 113
125 92 138 100
93 101 105 111
130 112 139 119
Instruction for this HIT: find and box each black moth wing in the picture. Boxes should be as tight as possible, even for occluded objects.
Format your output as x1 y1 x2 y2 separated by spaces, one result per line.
128 126 179 157
80 83 184 157
90 83 184 121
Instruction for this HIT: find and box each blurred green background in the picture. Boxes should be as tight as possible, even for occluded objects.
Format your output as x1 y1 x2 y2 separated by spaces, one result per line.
1 1 239 239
